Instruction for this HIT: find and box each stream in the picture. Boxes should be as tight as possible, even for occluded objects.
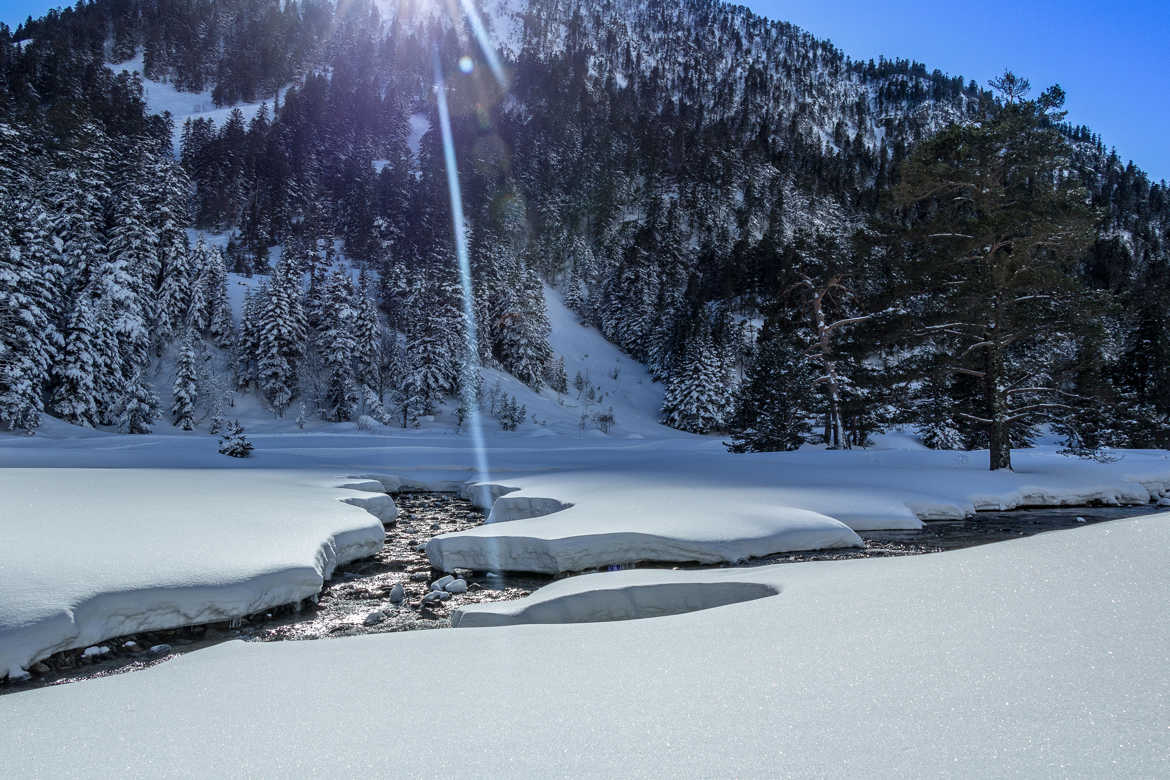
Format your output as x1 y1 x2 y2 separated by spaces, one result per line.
1 497 1160 695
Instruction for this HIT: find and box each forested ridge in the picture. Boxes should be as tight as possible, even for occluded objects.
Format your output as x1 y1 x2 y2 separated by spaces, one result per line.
1 0 1167 468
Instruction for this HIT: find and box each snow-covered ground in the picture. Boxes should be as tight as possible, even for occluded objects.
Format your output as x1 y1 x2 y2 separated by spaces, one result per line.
2 514 1167 776
2 274 1169 772
3 287 1170 677
0 467 385 679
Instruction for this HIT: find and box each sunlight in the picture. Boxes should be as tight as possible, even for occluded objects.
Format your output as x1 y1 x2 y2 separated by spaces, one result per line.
433 46 492 491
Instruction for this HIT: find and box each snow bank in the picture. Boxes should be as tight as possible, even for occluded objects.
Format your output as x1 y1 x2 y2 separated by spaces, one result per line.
2 515 1167 777
452 569 779 626
427 472 862 573
0 469 384 679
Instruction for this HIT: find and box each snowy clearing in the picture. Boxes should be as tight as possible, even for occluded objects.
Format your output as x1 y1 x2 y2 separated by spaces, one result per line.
1 515 1166 776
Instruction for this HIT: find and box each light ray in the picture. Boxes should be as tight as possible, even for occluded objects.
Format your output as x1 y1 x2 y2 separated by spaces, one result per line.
457 0 508 88
433 47 492 490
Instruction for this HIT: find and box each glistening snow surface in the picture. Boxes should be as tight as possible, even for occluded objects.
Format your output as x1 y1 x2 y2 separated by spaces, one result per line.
0 468 384 678
2 287 1170 675
2 515 1167 777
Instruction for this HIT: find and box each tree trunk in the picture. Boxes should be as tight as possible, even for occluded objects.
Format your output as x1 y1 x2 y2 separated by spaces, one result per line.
985 347 1012 470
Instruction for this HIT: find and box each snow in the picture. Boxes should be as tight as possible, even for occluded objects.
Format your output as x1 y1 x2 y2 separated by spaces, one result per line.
0 468 385 679
407 112 430 165
427 472 863 573
2 515 1167 776
107 53 290 154
2 283 1169 672
452 569 780 626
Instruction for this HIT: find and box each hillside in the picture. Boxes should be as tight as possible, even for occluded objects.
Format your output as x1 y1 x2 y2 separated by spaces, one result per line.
0 0 1167 454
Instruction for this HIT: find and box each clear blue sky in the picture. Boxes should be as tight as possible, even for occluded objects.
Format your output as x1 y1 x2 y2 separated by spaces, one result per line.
4 0 1167 180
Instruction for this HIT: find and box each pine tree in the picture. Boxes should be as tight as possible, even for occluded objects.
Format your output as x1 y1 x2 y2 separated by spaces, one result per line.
256 258 306 416
726 324 818 453
545 355 568 394
172 332 199 430
0 202 62 431
50 299 101 427
117 373 159 434
352 270 382 392
660 328 734 434
914 369 963 450
895 72 1096 470
318 271 359 421
218 419 254 457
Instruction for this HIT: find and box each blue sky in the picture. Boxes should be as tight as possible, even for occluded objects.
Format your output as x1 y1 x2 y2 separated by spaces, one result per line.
4 0 1167 180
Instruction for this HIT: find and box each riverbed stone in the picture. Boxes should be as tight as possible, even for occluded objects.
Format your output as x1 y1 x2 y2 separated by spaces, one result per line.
445 578 468 594
389 583 405 604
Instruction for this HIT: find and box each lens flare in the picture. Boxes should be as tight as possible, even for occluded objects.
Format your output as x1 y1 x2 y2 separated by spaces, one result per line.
457 0 507 88
433 47 491 490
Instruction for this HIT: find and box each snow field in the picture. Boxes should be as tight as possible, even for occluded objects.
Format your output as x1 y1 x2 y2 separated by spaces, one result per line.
1 514 1166 777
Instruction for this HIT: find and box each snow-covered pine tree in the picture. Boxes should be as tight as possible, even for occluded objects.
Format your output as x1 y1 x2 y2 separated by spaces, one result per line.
352 268 382 393
187 242 235 349
660 327 734 434
545 355 568 394
256 258 306 416
172 332 199 430
497 264 553 387
318 271 359 421
117 372 159 434
914 369 963 450
50 298 101 427
218 419 254 457
0 201 63 431
46 123 111 296
235 288 262 390
726 324 818 452
403 267 463 414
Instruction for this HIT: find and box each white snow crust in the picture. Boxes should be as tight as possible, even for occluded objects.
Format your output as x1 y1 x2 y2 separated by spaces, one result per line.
0 469 384 678
1 515 1166 777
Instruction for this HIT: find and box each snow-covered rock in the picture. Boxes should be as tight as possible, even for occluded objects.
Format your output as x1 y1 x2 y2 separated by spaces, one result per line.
341 494 399 525
428 475 862 573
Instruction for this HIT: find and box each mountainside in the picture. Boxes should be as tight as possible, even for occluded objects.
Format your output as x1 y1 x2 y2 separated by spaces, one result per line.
1 0 1167 451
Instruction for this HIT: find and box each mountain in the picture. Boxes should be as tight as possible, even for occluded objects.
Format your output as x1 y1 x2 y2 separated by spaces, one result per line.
1 0 1167 451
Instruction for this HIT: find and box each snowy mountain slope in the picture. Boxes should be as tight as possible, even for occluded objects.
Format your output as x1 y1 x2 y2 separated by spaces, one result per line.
2 513 1167 776
107 53 291 155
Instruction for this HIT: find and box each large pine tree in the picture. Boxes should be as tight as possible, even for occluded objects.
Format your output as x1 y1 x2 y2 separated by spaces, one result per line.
895 72 1096 470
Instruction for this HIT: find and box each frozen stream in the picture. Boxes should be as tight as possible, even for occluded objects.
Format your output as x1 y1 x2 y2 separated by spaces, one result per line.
0 498 1158 695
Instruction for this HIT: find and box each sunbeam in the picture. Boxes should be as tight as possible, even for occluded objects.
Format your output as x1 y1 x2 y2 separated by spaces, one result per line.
433 46 492 491
457 0 509 88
